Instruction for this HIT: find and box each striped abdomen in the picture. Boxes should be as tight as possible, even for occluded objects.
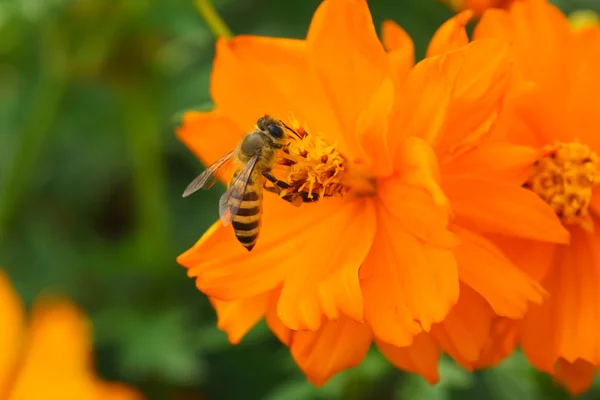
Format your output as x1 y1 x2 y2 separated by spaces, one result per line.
231 181 263 251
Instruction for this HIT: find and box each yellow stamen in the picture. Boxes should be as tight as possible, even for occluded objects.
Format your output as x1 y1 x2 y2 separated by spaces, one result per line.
273 118 374 203
525 142 600 231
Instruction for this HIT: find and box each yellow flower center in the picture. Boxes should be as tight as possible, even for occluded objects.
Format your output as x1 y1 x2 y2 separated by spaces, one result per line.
524 142 600 231
272 118 374 204
569 10 600 32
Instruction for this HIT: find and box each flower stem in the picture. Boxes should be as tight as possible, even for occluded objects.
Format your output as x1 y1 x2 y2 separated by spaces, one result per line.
194 0 233 40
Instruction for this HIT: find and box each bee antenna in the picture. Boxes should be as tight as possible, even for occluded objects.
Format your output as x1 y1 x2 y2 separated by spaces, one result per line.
279 120 301 139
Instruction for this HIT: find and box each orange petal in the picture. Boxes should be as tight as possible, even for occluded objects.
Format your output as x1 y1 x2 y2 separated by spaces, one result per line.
362 178 459 345
176 111 242 179
554 358 595 395
474 2 574 147
390 39 511 157
265 289 291 346
441 143 543 185
453 227 548 318
278 198 376 330
211 36 339 141
475 0 572 101
290 317 371 386
427 10 473 57
522 225 600 369
377 333 441 384
179 218 284 301
564 27 600 153
486 85 557 148
520 288 560 372
389 54 453 152
355 77 395 176
395 137 451 212
0 271 25 394
307 0 390 162
474 9 514 41
361 235 422 347
485 234 556 281
391 40 510 154
381 20 414 84
474 317 519 368
443 176 569 243
211 292 269 344
179 197 335 301
432 284 492 369
8 297 98 399
434 39 513 157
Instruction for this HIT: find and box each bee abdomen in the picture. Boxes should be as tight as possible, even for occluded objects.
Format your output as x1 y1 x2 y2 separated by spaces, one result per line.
232 218 260 231
233 189 262 251
237 191 259 201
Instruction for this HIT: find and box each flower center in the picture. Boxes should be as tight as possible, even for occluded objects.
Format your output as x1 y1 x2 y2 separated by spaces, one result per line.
524 142 600 230
272 118 374 204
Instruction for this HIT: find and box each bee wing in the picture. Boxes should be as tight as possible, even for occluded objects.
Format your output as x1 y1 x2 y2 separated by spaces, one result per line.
218 152 260 226
182 151 234 197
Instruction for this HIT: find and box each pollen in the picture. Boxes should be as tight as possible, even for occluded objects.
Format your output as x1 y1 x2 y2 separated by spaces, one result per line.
524 142 600 231
274 118 350 204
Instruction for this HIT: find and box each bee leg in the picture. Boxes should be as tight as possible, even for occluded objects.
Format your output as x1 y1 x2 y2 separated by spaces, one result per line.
264 185 303 207
262 178 287 198
278 192 319 206
263 185 279 194
297 192 320 203
262 171 303 207
262 171 291 190
262 171 321 206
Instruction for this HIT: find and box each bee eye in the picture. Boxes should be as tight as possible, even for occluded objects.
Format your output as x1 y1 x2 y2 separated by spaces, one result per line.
257 117 267 130
267 124 284 139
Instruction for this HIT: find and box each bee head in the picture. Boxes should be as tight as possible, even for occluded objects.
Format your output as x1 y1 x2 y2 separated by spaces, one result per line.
257 115 285 141
266 123 284 140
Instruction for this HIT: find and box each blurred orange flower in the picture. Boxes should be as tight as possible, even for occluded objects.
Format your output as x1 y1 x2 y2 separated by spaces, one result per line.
178 0 567 384
0 270 143 400
474 0 600 393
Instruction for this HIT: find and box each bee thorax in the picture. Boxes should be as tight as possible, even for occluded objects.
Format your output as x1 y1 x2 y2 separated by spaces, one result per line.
239 132 266 157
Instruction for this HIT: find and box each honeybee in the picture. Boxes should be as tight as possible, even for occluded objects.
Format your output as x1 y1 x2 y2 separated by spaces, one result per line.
183 115 306 251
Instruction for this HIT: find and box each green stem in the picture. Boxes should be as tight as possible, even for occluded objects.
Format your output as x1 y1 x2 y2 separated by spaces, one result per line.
195 0 234 40
0 21 67 244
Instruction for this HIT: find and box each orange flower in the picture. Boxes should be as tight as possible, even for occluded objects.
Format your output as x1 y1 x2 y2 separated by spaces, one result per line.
177 0 567 384
474 0 600 393
0 270 143 400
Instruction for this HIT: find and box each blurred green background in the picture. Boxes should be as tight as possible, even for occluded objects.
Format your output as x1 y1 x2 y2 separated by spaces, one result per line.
1 0 600 399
